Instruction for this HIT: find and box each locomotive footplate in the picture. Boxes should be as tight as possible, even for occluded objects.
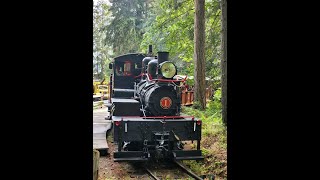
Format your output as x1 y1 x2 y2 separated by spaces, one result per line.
112 116 203 162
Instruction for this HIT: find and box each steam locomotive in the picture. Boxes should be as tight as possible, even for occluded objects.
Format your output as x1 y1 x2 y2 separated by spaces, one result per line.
106 45 203 162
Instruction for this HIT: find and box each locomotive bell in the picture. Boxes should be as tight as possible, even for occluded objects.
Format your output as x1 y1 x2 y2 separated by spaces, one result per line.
147 59 158 79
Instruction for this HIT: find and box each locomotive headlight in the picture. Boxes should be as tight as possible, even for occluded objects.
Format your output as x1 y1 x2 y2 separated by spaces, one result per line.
159 62 176 79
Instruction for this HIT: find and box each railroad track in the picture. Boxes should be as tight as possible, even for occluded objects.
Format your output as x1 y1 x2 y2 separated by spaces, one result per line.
142 160 210 180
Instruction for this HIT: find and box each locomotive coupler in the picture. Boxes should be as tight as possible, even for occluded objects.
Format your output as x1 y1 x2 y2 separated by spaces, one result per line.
153 131 170 159
155 135 168 152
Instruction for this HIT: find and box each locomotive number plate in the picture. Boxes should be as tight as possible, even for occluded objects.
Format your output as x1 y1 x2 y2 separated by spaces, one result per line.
160 97 172 109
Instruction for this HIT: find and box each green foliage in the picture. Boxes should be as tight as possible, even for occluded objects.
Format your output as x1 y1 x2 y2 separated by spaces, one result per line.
93 1 113 80
181 87 226 179
206 88 222 118
140 0 222 82
140 0 195 75
192 101 202 110
213 88 221 100
104 0 150 56
183 88 222 120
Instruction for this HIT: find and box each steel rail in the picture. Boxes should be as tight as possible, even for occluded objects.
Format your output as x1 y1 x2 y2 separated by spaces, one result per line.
144 166 161 180
174 160 203 180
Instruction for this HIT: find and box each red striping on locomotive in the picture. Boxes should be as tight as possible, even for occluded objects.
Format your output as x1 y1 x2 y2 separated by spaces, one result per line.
145 73 187 82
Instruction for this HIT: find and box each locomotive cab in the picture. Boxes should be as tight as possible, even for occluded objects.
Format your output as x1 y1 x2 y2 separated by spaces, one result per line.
109 53 144 98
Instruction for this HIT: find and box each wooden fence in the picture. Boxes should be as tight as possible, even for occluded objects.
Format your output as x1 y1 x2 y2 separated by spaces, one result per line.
181 86 213 106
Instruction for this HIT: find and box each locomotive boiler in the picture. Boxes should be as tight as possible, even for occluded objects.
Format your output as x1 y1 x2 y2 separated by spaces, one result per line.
106 45 203 162
136 51 180 116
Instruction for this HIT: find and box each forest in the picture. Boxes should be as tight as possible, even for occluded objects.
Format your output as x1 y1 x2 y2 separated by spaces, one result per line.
93 0 227 179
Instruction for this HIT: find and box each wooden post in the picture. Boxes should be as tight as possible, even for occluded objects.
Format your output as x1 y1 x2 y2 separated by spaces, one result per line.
190 91 194 105
181 89 186 106
93 149 100 180
186 91 191 106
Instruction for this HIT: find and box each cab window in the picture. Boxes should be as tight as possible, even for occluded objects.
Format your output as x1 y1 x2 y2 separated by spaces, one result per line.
115 61 132 76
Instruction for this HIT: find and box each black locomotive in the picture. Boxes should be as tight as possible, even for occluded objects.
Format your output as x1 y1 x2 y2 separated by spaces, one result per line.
106 45 203 162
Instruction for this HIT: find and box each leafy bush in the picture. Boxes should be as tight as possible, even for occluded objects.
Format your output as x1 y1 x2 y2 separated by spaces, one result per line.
181 87 226 180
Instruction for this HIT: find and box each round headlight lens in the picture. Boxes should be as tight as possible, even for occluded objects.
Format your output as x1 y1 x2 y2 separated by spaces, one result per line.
160 62 176 78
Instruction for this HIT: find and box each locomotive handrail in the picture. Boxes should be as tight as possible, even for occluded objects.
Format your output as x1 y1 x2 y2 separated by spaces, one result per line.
134 73 144 79
154 78 187 83
144 73 188 83
146 73 153 81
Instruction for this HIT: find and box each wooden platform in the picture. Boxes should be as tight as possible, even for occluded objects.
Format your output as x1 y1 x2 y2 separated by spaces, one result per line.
93 107 112 156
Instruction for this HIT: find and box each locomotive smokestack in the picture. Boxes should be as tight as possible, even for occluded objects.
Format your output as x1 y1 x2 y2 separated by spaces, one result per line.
157 51 169 64
148 45 153 55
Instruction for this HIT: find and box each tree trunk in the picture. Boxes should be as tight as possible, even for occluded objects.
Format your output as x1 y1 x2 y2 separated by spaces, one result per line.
221 0 227 125
193 0 206 110
93 149 100 180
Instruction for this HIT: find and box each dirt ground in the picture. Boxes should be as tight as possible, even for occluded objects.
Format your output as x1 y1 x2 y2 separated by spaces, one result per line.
98 142 195 180
98 142 151 180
